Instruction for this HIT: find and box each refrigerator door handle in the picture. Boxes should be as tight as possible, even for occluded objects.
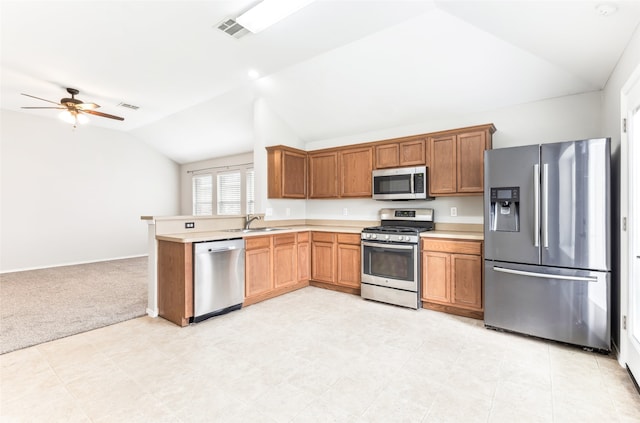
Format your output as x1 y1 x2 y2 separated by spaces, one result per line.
534 164 540 247
541 163 549 249
492 266 598 283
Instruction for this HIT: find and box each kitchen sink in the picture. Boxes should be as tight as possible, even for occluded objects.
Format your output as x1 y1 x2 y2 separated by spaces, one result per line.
223 227 290 233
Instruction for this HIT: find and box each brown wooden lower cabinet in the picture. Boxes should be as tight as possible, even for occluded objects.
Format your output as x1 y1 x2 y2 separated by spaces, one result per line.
157 240 193 327
421 238 483 319
311 231 361 294
245 236 273 299
244 232 309 307
297 232 311 282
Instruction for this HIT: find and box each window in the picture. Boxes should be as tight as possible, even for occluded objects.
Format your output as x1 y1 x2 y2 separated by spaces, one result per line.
191 165 254 216
246 169 255 214
217 171 241 215
192 174 213 215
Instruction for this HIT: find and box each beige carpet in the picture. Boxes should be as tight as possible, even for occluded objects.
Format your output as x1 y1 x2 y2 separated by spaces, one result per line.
0 257 147 354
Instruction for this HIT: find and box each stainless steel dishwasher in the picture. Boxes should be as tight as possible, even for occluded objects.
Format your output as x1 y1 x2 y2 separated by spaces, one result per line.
193 238 245 323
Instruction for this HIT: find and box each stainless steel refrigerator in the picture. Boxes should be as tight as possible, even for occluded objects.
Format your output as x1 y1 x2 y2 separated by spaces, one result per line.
484 138 611 351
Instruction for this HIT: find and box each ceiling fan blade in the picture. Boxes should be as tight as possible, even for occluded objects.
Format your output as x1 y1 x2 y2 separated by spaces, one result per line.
21 106 66 109
76 102 100 110
81 109 124 121
21 93 60 105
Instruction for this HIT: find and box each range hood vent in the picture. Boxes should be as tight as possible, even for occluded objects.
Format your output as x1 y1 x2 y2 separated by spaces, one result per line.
216 18 249 39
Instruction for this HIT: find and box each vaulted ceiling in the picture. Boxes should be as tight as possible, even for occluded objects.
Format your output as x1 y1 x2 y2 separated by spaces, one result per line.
2 1 640 163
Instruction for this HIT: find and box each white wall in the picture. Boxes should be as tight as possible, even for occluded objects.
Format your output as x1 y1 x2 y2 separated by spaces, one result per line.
0 110 180 272
179 152 254 215
254 98 307 220
299 91 603 223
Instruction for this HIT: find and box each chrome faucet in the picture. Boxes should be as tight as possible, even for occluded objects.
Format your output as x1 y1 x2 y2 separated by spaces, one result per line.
245 214 261 229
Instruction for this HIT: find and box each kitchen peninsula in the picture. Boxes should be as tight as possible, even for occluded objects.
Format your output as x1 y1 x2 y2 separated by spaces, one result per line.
144 215 483 327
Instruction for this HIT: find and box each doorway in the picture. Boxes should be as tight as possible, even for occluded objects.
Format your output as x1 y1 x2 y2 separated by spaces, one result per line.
623 67 640 379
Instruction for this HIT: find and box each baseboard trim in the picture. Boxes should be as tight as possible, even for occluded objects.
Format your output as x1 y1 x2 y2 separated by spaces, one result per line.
146 308 159 318
0 254 149 274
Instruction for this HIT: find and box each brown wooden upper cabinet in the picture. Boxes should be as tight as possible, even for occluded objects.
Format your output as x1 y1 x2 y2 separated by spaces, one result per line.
266 145 307 199
374 139 426 169
309 146 373 199
428 124 495 196
340 146 373 197
308 150 339 198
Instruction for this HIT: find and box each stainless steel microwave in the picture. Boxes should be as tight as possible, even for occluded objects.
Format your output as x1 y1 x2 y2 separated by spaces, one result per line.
372 166 434 201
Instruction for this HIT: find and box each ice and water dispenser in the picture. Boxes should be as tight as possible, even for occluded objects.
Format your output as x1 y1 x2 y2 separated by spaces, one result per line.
489 187 520 232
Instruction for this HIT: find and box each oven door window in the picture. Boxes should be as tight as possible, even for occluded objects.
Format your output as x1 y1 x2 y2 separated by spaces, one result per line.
373 174 412 195
363 244 414 282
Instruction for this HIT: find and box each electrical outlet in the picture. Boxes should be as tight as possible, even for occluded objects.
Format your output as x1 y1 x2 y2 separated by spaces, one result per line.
343 208 349 216
450 207 457 217
185 222 195 229
285 207 291 217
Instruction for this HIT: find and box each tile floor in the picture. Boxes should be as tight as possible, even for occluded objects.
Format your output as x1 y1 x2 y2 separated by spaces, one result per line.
1 286 639 422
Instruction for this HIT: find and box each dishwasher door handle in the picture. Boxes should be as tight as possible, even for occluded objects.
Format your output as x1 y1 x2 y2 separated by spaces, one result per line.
206 246 238 253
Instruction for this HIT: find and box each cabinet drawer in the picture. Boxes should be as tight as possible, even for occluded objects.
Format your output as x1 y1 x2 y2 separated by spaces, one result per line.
422 239 481 255
337 233 361 245
273 233 296 246
312 232 336 243
297 231 310 243
245 236 271 250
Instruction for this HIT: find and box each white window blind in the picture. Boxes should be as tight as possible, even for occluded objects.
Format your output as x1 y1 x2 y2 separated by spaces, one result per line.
246 169 255 214
217 171 241 215
192 174 213 215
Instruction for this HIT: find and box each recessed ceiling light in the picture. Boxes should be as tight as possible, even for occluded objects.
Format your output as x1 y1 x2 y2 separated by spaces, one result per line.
237 0 316 33
596 3 618 16
248 69 260 80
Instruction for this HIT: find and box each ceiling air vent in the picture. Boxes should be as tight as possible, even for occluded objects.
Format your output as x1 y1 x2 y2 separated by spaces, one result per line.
117 102 139 110
216 18 249 39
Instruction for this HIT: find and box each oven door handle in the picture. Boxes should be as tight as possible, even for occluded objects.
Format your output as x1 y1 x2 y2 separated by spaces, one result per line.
362 241 415 250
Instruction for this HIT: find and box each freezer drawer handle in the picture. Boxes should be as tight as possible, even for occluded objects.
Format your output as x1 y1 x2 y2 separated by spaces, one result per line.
493 266 598 283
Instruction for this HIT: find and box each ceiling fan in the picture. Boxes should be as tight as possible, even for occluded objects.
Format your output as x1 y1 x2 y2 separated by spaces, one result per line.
21 87 124 127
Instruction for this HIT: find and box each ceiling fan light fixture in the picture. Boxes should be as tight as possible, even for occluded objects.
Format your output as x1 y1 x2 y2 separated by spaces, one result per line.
236 0 316 33
59 110 88 127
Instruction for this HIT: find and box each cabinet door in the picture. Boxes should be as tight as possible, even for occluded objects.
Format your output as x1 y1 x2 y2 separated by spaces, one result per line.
451 253 482 310
282 150 307 198
273 234 297 289
309 151 339 198
429 135 457 195
245 237 272 298
375 143 399 169
297 235 310 282
422 251 451 303
457 131 487 193
336 243 361 289
340 147 373 197
311 233 336 283
399 139 426 166
267 146 307 199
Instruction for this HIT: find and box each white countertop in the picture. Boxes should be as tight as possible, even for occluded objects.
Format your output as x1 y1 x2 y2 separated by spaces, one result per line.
156 225 482 243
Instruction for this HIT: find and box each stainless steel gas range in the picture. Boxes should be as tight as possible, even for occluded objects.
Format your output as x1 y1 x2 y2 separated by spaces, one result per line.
361 208 434 309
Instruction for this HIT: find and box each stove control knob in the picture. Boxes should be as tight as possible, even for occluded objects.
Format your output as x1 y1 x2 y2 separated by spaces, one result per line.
364 233 370 239
384 235 390 240
399 236 406 241
371 234 377 239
